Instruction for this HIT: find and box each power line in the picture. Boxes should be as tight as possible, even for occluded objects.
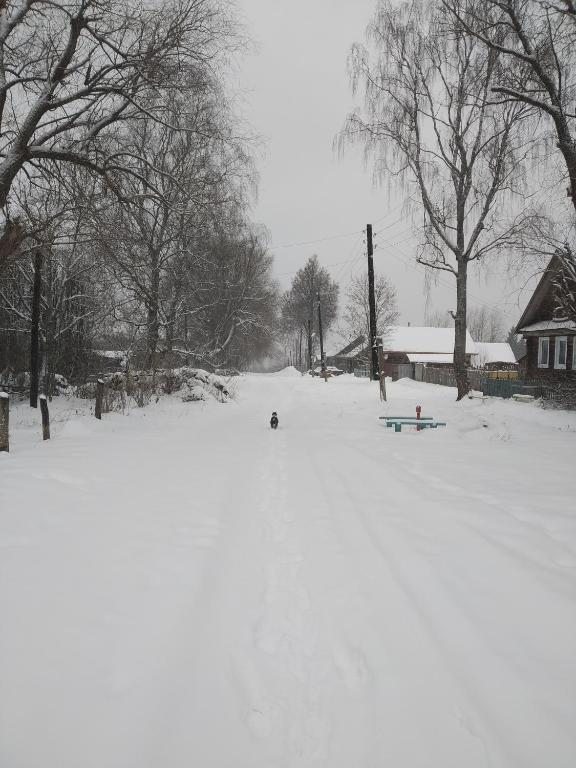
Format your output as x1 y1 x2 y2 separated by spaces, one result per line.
269 202 409 252
271 229 362 250
374 233 524 314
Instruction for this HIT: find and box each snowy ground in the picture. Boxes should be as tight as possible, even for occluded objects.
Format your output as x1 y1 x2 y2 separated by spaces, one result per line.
1 372 575 768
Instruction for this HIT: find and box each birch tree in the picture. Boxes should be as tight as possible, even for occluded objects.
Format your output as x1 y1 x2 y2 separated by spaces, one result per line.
443 0 576 215
342 0 534 398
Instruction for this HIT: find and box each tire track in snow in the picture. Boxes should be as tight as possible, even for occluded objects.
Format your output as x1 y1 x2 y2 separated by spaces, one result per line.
316 436 575 768
298 446 491 766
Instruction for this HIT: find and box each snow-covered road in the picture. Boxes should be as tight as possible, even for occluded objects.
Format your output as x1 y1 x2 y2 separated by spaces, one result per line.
1 372 575 768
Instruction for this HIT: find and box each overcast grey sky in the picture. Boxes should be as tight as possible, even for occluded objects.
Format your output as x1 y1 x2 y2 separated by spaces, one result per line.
236 0 538 334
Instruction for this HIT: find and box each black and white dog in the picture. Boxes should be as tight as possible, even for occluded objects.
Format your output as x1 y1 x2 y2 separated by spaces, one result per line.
270 411 279 429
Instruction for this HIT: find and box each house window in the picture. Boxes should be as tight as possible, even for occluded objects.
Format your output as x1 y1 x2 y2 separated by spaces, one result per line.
554 336 567 370
538 337 549 368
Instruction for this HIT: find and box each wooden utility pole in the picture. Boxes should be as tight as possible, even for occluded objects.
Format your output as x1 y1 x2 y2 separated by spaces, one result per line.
39 394 50 440
0 391 8 452
95 379 104 420
29 250 43 408
317 291 327 380
366 224 379 380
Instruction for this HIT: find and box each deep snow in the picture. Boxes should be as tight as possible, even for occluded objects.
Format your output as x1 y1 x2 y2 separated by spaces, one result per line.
1 374 575 768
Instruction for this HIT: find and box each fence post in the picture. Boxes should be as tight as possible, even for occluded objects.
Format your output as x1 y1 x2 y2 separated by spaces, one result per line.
39 394 50 440
95 378 104 420
377 344 387 401
0 392 8 452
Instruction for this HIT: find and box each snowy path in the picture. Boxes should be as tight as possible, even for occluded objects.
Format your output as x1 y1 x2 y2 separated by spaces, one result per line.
1 373 575 768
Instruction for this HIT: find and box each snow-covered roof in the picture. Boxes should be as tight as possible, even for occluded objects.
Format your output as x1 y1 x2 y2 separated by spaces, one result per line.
93 350 127 359
407 353 454 364
474 342 517 366
382 326 477 355
330 337 366 359
517 320 576 333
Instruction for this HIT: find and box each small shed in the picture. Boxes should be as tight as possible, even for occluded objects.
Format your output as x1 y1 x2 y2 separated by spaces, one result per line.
473 342 518 370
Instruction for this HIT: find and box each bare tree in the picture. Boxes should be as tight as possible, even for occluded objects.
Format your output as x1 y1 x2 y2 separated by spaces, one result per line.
443 0 576 215
281 255 339 370
0 0 236 215
341 273 398 345
83 73 253 369
342 0 535 399
176 226 279 370
425 308 454 327
467 305 506 340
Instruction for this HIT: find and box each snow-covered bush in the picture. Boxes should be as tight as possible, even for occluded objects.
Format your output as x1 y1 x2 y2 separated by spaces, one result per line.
180 383 206 402
71 367 230 408
174 368 230 403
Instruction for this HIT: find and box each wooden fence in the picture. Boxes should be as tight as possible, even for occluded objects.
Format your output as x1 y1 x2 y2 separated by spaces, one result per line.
414 365 573 404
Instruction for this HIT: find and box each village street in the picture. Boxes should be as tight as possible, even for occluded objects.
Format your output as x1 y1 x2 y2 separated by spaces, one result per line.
1 371 575 768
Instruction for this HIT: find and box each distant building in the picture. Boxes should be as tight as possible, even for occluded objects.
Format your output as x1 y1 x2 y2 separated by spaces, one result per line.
328 327 477 380
326 335 367 374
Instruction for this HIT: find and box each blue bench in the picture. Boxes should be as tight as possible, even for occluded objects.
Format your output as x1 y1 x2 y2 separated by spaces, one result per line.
379 416 434 421
380 416 446 433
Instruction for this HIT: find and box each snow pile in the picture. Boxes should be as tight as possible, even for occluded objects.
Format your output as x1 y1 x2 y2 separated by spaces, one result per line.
174 368 230 402
272 366 302 378
71 367 231 403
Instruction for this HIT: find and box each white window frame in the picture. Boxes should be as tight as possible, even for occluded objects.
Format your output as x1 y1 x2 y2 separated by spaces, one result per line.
538 336 550 368
554 336 567 370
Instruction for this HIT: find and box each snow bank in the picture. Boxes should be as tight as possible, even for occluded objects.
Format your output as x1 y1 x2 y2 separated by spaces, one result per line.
272 366 302 378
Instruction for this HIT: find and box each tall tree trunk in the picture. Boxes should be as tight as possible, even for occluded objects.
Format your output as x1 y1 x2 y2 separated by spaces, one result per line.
29 250 43 408
551 115 576 217
454 259 470 401
146 301 159 370
306 319 312 371
43 255 55 399
145 256 160 370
